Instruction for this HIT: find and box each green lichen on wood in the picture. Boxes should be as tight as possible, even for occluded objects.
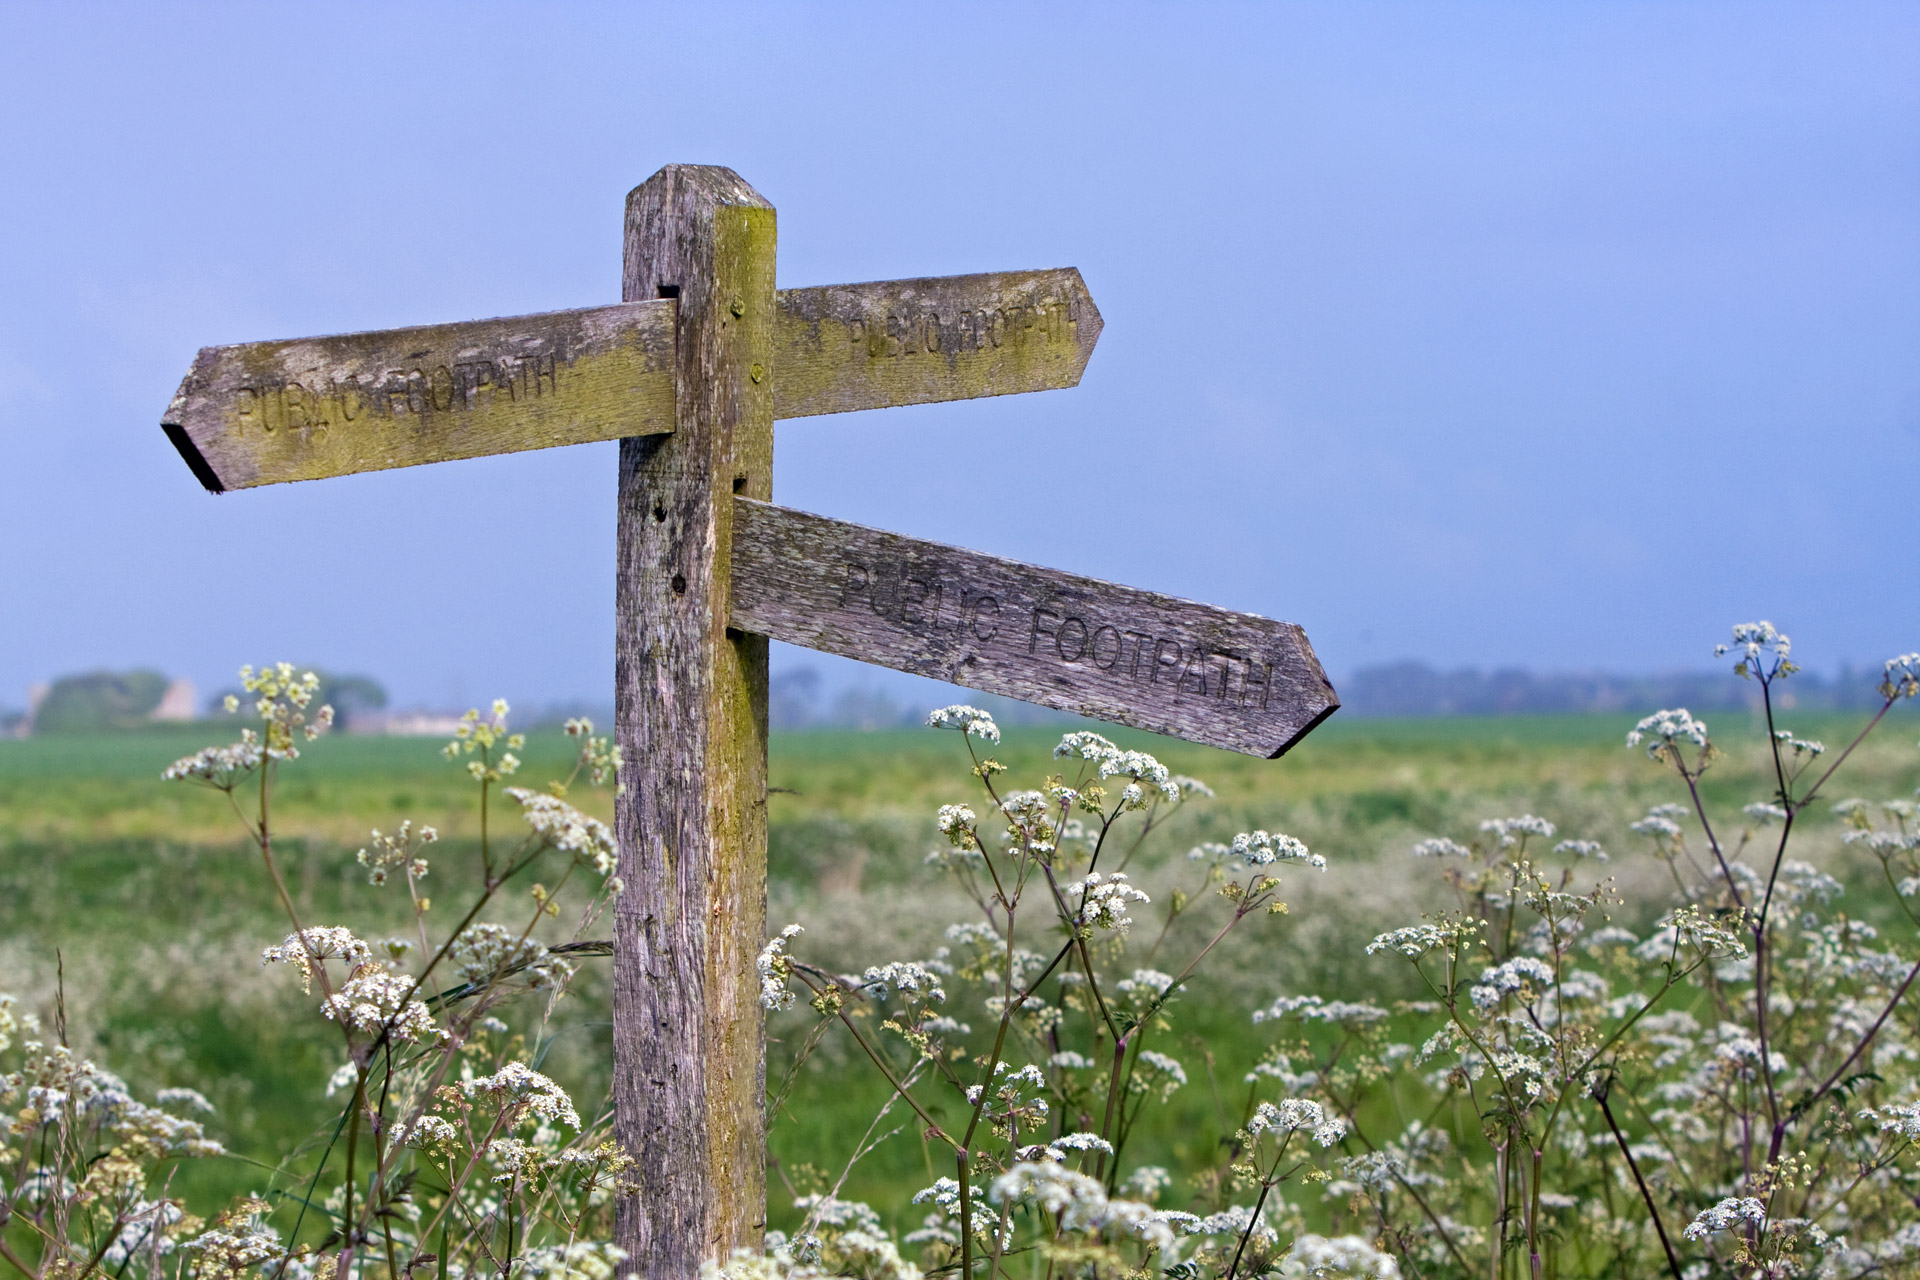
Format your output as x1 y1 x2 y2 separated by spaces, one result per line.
771 268 1102 419
164 303 676 490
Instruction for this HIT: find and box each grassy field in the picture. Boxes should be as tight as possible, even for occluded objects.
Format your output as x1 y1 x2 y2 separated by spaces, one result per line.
2 703 1916 1234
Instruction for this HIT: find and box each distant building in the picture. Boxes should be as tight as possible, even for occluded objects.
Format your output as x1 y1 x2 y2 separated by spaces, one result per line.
375 711 469 737
150 679 197 722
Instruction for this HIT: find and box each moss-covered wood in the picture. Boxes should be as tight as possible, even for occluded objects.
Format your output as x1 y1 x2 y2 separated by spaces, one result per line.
773 267 1101 418
731 497 1339 758
161 303 676 491
612 166 774 1279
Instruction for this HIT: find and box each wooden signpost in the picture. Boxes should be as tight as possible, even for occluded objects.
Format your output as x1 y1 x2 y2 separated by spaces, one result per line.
160 164 1339 1278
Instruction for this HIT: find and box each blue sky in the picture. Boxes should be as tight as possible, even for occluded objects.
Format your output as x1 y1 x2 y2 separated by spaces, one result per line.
1 2 1915 713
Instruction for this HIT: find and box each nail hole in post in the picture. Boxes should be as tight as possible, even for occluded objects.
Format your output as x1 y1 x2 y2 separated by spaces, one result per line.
653 505 666 523
671 573 687 596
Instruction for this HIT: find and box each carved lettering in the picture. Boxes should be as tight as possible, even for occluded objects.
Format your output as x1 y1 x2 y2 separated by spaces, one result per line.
1242 659 1271 709
1179 647 1211 696
530 351 557 397
1056 616 1088 663
1029 608 1061 655
1089 625 1122 670
1152 638 1183 684
847 287 1091 364
817 556 1284 719
840 562 872 608
969 596 999 642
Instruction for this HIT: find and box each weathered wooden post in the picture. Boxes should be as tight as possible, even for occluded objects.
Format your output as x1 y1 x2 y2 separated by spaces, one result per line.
160 160 1339 1280
613 166 775 1274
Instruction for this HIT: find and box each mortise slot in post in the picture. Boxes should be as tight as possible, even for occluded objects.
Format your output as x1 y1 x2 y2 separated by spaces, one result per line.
732 475 748 493
657 284 680 299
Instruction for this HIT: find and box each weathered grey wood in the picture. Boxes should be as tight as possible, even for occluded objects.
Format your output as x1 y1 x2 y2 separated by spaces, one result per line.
773 268 1100 417
730 498 1339 757
613 167 774 1278
161 303 676 491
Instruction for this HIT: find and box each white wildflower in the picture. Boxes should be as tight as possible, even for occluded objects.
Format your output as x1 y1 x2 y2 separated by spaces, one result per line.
927 704 1001 743
505 788 618 879
1065 871 1150 932
1683 1196 1768 1241
1232 829 1326 869
758 924 805 1011
261 927 372 994
1626 709 1708 758
1247 1098 1347 1148
463 1062 581 1130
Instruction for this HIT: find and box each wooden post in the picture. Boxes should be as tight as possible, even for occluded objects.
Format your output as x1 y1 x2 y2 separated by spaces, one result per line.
614 166 776 1276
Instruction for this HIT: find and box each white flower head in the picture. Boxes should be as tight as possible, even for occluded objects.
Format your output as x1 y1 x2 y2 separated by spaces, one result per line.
505 788 618 880
1232 830 1326 870
1066 871 1150 932
1626 709 1708 759
1479 815 1556 848
1247 1098 1347 1148
1682 1196 1768 1241
1879 652 1920 700
927 704 1001 743
462 1061 581 1131
758 924 804 1011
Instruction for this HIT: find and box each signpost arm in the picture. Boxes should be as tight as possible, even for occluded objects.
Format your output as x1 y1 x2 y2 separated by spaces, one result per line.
615 165 776 1277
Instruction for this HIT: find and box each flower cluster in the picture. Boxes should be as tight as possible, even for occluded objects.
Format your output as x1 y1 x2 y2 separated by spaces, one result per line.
927 704 1001 743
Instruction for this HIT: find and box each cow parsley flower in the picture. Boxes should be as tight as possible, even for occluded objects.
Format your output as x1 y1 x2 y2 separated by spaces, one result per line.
162 736 265 787
261 927 373 993
1880 653 1920 700
1683 1196 1768 1240
1246 1098 1347 1148
358 820 438 885
505 789 618 880
1278 1233 1400 1278
322 967 443 1044
1052 732 1180 804
1065 871 1150 932
451 924 574 993
858 961 946 1003
463 1062 581 1130
927 704 1000 743
1480 815 1556 847
1133 1050 1188 1098
1716 621 1794 680
1626 709 1708 760
1232 830 1325 869
1411 837 1472 859
1552 839 1608 861
1470 957 1556 1012
759 925 804 1011
1861 1102 1920 1140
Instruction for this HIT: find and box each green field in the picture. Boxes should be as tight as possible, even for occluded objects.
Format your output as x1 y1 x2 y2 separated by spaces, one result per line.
2 705 1915 1234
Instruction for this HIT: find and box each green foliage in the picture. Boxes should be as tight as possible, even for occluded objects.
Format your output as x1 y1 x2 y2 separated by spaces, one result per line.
32 667 171 733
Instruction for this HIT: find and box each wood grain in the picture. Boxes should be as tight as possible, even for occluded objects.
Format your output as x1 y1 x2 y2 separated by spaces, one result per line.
773 268 1100 418
613 167 774 1278
161 303 675 491
730 499 1339 757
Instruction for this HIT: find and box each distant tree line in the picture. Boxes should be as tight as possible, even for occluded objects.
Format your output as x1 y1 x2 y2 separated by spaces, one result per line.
1339 660 1893 717
10 668 388 735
